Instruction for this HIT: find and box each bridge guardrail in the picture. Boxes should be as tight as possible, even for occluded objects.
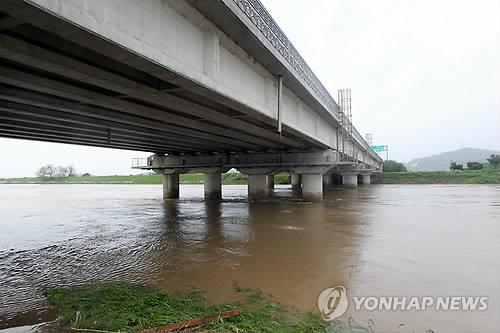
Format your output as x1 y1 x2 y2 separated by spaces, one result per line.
131 158 149 169
231 0 382 163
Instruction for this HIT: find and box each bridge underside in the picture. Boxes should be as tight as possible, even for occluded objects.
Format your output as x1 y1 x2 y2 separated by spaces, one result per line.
0 3 326 154
0 0 381 202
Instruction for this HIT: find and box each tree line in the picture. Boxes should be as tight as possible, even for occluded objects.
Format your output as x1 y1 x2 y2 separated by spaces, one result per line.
37 164 77 178
383 154 500 172
449 154 500 171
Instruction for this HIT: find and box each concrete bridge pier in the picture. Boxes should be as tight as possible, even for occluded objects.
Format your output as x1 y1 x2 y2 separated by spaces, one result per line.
359 173 371 185
341 172 358 188
302 174 323 202
331 173 342 185
291 174 302 191
289 167 331 202
266 175 275 190
239 168 277 201
322 173 331 188
162 173 180 199
197 167 227 200
248 175 267 200
204 173 222 200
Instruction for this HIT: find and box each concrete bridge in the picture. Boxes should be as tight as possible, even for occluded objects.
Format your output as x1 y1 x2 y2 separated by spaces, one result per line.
0 0 382 201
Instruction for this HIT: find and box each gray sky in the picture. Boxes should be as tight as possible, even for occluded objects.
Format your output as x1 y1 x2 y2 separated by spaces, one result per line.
0 0 499 177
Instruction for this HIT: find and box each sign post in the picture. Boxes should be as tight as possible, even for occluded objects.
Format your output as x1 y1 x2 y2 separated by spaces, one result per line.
371 145 389 160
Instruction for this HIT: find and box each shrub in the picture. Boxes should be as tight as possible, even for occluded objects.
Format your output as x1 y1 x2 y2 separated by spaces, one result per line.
466 161 483 170
383 160 407 172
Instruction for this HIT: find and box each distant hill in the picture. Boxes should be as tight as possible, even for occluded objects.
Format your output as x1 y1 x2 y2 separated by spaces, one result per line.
407 148 499 171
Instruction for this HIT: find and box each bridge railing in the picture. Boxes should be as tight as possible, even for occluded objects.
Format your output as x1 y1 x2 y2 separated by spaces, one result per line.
232 0 340 118
231 0 382 163
131 157 149 169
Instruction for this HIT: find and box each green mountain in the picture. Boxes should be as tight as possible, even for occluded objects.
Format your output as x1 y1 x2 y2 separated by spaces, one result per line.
407 148 499 171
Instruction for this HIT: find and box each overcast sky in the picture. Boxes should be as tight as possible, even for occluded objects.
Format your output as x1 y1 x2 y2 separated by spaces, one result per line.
0 0 499 177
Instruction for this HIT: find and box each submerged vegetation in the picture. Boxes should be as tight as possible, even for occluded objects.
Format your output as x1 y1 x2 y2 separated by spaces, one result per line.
47 282 332 333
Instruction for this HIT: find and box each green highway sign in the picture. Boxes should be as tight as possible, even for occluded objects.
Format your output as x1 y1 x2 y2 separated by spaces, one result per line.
371 145 386 152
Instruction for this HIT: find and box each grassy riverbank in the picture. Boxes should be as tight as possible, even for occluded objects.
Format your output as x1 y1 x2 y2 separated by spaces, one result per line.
46 282 345 333
0 173 292 185
4 169 498 185
373 167 500 184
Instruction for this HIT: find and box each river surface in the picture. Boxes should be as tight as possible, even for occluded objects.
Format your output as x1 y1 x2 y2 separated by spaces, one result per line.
0 184 499 332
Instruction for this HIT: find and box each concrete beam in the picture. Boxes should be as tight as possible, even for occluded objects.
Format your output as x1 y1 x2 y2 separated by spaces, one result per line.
0 34 304 149
0 111 227 153
302 173 323 202
0 70 254 150
0 131 158 152
141 151 340 173
162 173 179 199
0 16 22 30
0 0 383 167
0 102 233 152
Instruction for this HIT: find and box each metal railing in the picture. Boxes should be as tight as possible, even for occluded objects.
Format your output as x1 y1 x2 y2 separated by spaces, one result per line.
131 157 149 169
231 0 382 162
232 0 340 118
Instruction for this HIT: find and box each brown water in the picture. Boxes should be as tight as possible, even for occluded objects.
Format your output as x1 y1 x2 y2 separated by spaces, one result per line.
0 184 499 332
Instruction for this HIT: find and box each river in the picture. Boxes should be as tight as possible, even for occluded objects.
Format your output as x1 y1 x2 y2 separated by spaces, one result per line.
0 184 499 332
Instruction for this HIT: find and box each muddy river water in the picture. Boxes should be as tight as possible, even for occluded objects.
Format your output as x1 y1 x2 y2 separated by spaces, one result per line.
0 184 499 332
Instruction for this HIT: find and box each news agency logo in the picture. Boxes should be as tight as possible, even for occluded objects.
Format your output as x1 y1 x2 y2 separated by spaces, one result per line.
318 285 489 321
317 286 349 321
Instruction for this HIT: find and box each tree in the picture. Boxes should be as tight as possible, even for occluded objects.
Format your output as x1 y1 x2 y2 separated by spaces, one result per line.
449 161 463 171
383 160 407 172
487 154 500 168
56 166 69 178
67 165 77 176
37 164 57 178
37 164 77 178
466 161 483 170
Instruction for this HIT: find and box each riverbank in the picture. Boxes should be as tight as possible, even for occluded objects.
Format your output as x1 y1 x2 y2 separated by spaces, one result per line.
0 173 292 185
43 282 350 333
373 168 500 184
2 169 499 185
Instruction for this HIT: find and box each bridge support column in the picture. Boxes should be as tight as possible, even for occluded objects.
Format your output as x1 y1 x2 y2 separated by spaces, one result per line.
331 173 342 185
322 173 331 187
239 168 278 201
162 173 179 199
342 173 358 188
204 173 222 200
359 173 371 185
291 174 301 191
302 173 323 202
266 175 274 190
248 175 267 200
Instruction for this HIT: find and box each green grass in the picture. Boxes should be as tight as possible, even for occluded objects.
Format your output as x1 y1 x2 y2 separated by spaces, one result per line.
3 168 499 185
373 167 500 184
46 282 332 333
0 173 293 185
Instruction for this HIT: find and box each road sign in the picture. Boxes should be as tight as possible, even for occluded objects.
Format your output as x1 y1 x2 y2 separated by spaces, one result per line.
371 145 385 152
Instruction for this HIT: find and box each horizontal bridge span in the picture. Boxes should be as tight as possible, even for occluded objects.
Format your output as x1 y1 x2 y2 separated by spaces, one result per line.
0 0 382 169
